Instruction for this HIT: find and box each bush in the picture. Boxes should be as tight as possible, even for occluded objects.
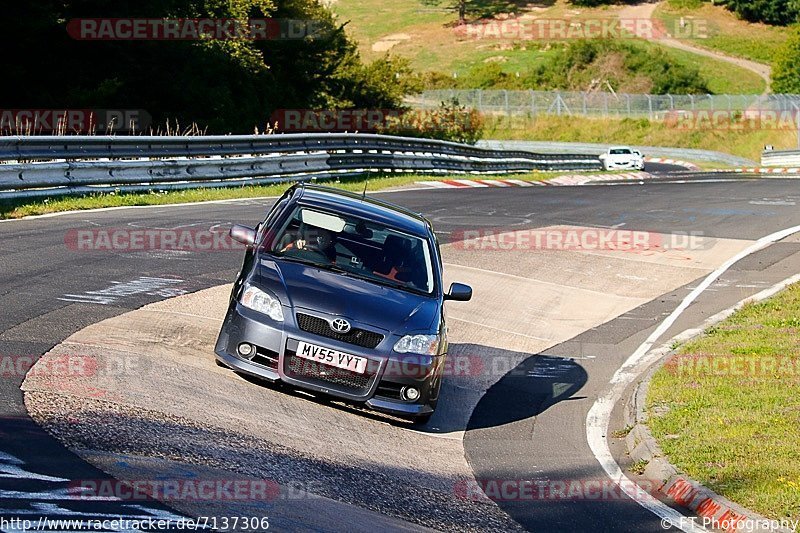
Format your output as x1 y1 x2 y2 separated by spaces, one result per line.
378 98 485 144
719 0 800 25
772 25 800 92
417 40 711 94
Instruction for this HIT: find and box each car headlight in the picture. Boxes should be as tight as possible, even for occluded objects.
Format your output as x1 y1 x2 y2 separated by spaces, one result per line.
393 334 439 355
240 284 284 321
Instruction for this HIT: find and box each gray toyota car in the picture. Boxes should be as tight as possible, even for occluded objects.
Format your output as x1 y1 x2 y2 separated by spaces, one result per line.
215 184 472 423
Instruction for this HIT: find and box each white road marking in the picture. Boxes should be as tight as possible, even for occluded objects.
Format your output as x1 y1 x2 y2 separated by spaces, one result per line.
749 199 796 206
0 452 189 529
586 223 800 533
58 277 185 305
0 452 68 482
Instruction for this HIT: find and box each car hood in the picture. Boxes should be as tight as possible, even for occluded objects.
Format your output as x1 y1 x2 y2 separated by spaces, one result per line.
253 258 439 333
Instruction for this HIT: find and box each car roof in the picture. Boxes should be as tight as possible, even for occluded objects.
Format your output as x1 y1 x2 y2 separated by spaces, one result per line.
609 146 632 150
292 184 431 237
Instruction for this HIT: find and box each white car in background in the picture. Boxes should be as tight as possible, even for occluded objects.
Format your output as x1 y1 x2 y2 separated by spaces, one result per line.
599 146 645 171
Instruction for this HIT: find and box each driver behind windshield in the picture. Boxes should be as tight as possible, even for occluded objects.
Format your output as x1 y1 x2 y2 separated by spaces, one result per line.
279 226 337 263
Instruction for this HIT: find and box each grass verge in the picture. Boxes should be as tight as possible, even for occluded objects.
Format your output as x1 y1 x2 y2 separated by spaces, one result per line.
484 115 795 161
0 171 564 220
647 282 800 521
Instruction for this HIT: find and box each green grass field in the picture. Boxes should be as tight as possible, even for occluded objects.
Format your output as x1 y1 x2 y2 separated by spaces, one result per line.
654 0 789 65
647 283 800 521
333 0 767 94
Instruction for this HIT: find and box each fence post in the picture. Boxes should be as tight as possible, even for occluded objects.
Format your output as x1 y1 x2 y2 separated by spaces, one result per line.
647 95 653 120
504 89 510 117
690 94 695 110
529 90 536 117
583 92 588 115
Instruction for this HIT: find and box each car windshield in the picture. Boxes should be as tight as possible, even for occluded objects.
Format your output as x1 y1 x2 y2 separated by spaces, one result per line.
266 206 435 295
610 148 632 155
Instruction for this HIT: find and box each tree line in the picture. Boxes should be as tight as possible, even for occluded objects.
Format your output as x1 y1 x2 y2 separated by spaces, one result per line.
1 0 415 134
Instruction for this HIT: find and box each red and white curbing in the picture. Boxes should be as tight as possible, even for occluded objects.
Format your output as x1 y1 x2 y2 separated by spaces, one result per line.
549 171 653 185
728 167 800 174
417 172 654 189
416 178 545 188
644 157 699 170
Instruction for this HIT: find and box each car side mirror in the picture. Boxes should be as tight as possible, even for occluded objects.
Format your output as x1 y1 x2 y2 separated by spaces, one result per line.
230 224 257 247
445 282 472 302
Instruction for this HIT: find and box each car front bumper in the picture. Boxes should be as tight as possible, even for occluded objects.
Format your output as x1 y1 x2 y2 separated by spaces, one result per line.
214 303 440 418
604 160 644 170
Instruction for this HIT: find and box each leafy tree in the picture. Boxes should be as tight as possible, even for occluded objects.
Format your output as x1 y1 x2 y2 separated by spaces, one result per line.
718 0 800 25
772 25 800 93
0 0 415 133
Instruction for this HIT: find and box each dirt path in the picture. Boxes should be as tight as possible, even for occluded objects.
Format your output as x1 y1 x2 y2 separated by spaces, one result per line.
618 1 771 92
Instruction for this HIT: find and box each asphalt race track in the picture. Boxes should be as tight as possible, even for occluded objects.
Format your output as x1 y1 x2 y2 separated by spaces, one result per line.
2 171 800 532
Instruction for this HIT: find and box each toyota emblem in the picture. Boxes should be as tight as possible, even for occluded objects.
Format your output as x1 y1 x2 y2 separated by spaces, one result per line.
330 318 351 334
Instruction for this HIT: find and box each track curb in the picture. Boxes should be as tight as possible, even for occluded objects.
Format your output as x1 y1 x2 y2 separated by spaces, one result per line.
709 168 800 175
622 275 800 533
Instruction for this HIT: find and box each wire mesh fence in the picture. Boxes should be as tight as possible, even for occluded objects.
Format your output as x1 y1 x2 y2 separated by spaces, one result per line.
409 90 800 119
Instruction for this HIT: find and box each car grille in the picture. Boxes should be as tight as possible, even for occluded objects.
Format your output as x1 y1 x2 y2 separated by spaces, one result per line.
284 351 376 396
296 313 384 349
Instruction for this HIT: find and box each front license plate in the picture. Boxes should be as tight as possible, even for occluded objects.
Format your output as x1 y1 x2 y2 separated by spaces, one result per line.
295 341 368 374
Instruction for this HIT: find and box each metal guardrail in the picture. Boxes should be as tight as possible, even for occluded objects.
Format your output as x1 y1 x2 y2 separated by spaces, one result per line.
761 149 800 167
480 140 757 167
0 133 602 200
